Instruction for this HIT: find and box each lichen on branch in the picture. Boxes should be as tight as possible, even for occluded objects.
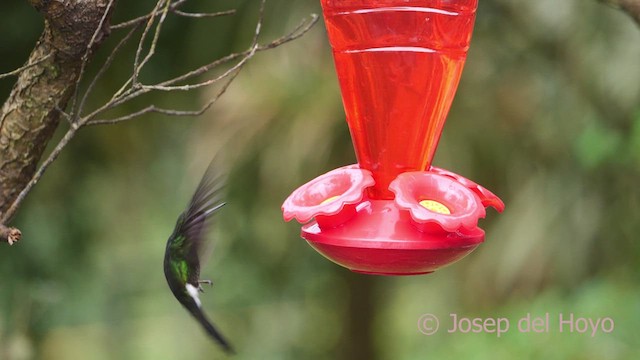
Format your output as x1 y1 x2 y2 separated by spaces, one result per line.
0 0 115 219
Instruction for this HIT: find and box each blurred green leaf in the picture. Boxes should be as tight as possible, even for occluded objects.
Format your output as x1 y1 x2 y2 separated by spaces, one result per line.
574 120 622 169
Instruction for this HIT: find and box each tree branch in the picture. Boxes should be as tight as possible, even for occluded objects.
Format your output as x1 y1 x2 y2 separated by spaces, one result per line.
111 0 186 29
173 9 235 19
0 54 52 80
0 0 115 220
0 0 318 244
0 224 21 245
0 0 318 233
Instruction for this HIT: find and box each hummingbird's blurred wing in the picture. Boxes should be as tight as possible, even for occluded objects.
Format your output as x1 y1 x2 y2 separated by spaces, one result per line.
178 157 227 270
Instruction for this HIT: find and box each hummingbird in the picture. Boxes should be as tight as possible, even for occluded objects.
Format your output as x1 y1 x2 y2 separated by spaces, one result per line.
163 160 234 354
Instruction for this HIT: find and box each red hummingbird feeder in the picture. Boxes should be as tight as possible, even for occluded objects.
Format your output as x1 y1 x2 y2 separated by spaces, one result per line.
282 0 504 275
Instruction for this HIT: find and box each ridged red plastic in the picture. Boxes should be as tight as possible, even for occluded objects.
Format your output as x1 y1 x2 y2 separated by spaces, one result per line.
323 0 478 199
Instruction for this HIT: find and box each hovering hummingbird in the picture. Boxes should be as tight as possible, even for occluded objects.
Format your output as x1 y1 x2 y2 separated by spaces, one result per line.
163 160 234 354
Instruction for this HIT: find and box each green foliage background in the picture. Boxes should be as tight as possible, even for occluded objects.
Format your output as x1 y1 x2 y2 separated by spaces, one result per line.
1 0 639 359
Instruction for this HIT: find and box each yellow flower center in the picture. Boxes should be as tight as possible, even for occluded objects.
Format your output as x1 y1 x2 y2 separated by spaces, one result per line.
419 200 451 215
321 195 341 205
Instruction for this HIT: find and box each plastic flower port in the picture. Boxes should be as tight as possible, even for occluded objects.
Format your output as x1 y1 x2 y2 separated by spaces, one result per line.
430 166 505 213
282 166 375 229
389 172 486 233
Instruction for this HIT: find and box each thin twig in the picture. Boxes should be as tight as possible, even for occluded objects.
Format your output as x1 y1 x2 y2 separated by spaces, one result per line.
0 54 52 80
132 0 167 87
139 0 172 74
69 0 117 119
1 0 116 223
143 12 318 92
83 11 318 123
140 50 247 92
110 1 167 102
111 0 187 29
140 0 265 92
140 0 266 92
0 0 319 225
76 23 142 122
55 105 73 125
1 128 78 223
173 9 236 19
88 60 242 126
0 224 21 245
258 13 319 49
138 0 263 91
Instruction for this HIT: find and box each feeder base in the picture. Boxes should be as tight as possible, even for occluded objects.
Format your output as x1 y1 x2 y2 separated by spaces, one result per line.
351 270 434 276
301 200 484 275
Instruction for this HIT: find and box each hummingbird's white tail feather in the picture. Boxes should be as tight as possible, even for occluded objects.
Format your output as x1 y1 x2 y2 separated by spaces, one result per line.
185 283 202 308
